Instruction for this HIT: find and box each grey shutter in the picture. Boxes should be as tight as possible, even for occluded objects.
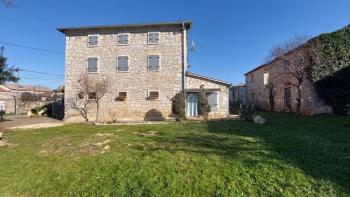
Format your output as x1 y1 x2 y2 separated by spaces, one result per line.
87 58 98 73
117 56 129 71
118 34 128 45
206 92 218 108
148 55 160 70
89 36 98 46
149 32 159 43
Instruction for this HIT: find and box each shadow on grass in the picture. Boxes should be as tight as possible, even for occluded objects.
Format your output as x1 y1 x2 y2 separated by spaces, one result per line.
204 113 350 194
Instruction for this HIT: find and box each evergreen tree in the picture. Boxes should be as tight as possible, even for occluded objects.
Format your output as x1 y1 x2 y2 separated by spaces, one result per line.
0 46 18 84
198 85 211 120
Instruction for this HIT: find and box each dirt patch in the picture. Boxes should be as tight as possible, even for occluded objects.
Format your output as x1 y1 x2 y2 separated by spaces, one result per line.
133 130 158 137
40 133 116 157
0 140 16 148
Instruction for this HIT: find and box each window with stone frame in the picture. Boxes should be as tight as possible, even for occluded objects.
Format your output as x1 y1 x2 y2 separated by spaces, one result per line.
87 57 98 73
148 91 159 100
148 55 160 71
116 91 127 101
205 92 218 109
117 33 129 45
148 32 160 44
117 56 129 72
88 35 99 47
263 72 269 85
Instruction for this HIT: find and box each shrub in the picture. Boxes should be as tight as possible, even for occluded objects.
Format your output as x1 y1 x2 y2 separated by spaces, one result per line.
198 86 211 120
172 92 186 122
308 26 350 114
229 101 242 114
239 104 256 121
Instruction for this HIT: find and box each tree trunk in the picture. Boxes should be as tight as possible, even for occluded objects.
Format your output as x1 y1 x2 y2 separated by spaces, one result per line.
95 101 99 122
296 83 302 116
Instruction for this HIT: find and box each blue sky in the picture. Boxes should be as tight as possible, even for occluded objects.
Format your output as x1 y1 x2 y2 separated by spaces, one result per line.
1 0 350 89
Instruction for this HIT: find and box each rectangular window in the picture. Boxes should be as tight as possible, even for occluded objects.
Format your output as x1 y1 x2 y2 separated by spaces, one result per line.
88 35 99 47
87 57 98 73
148 55 160 71
116 91 127 101
117 33 129 45
284 87 292 109
205 92 218 109
148 91 159 100
264 72 269 85
117 56 129 72
88 92 97 100
148 32 160 44
251 74 254 83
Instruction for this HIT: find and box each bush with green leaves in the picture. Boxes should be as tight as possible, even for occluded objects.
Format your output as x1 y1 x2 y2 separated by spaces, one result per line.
171 92 186 122
308 26 350 114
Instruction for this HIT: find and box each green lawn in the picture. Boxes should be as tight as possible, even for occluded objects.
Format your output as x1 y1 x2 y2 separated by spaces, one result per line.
0 113 349 196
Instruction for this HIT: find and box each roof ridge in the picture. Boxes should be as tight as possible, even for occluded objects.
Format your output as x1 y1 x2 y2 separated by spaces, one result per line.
186 72 232 86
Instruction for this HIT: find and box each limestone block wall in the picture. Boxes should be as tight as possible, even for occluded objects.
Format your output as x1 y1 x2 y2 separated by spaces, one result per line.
185 75 230 118
245 58 332 115
64 26 186 122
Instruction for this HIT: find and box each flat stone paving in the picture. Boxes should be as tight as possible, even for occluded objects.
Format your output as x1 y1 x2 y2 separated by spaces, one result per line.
0 115 63 129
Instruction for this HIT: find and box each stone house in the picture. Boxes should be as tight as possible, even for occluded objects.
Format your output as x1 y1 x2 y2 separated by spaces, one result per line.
58 21 231 122
245 48 332 115
0 84 51 114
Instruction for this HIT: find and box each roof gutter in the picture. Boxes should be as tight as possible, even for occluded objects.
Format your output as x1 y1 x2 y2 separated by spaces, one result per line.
181 22 186 92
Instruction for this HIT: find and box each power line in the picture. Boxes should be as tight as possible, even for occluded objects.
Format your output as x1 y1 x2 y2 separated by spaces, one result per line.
21 77 63 81
19 68 64 77
0 41 64 54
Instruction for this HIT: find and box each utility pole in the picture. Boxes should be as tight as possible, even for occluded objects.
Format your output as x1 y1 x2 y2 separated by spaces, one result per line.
15 67 19 115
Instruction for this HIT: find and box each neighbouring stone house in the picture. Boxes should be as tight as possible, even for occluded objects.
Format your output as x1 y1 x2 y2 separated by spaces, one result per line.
245 49 332 116
0 84 51 114
58 21 232 122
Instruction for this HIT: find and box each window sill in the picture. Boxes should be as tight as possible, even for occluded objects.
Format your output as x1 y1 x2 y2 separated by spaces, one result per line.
116 70 130 73
117 44 129 46
87 45 100 48
147 69 160 72
147 42 159 45
87 72 99 74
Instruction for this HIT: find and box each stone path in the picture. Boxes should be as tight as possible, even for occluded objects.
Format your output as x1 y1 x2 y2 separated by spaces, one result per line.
0 116 63 130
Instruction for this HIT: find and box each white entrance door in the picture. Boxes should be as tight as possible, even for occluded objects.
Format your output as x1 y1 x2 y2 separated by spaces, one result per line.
0 101 5 112
186 93 198 117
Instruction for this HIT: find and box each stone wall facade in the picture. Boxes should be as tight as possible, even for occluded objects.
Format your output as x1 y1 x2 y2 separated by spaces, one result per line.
245 55 332 115
0 92 47 114
62 22 232 122
63 24 188 122
185 74 230 118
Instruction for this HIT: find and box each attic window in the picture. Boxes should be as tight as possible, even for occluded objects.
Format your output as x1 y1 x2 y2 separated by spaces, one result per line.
148 32 160 44
88 35 99 47
116 92 127 101
148 91 159 100
117 33 129 45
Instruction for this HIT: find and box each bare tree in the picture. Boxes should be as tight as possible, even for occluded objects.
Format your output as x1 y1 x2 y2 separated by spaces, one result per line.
89 75 109 122
70 74 109 122
265 35 309 63
70 75 92 122
1 0 16 8
279 42 316 115
266 35 317 115
267 80 275 111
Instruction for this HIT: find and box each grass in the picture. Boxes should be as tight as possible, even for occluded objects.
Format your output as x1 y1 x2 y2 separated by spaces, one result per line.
0 113 349 196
